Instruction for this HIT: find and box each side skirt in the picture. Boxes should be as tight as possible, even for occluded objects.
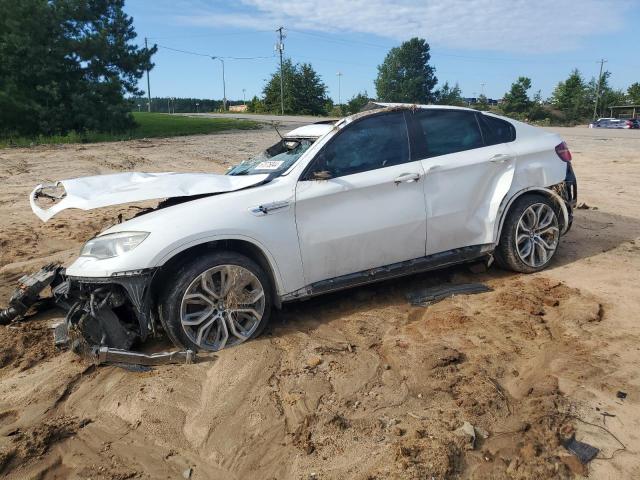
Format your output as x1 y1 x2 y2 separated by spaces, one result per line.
280 244 494 302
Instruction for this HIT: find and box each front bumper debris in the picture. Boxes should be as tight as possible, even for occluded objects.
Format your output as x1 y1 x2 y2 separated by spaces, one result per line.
96 346 195 366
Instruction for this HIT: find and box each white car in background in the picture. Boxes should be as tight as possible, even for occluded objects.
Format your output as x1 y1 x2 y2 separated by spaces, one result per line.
31 104 577 352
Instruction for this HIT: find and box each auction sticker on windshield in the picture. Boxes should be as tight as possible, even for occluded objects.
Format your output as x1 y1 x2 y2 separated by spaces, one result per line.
255 160 284 170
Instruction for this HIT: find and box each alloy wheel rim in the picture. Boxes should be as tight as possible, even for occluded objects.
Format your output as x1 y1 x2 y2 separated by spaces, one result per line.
515 203 559 268
180 265 265 351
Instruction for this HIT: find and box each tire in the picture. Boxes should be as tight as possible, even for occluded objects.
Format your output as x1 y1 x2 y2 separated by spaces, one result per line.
158 250 272 352
494 194 561 273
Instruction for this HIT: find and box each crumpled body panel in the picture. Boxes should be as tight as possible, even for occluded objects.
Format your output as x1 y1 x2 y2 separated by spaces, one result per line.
30 171 268 221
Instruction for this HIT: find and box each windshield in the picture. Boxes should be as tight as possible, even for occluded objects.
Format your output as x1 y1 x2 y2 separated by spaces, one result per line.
227 138 313 176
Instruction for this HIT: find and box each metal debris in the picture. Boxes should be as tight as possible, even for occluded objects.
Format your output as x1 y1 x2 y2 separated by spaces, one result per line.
95 346 196 366
406 283 492 307
0 264 64 325
562 435 600 464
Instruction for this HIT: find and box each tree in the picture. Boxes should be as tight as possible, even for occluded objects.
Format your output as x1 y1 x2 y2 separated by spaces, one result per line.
0 0 155 136
434 82 465 106
375 37 437 103
501 77 532 115
550 69 590 122
346 92 372 114
262 59 328 115
475 94 490 111
628 82 640 105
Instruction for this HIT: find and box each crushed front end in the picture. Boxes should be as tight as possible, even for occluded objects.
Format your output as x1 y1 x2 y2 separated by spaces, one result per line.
58 269 158 351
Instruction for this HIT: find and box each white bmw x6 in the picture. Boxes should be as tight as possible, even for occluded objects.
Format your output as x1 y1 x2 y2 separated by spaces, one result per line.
31 103 577 352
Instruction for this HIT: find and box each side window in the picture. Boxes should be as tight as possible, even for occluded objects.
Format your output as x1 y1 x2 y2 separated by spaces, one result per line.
479 115 516 145
313 112 409 178
415 110 483 157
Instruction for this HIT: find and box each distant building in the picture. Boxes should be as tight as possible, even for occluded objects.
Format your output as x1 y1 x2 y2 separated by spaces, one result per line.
229 104 248 112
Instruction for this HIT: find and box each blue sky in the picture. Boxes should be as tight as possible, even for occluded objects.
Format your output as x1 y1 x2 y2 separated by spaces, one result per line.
124 0 639 103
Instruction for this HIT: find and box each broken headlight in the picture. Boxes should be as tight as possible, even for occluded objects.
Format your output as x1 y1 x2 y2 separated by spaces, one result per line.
80 231 149 259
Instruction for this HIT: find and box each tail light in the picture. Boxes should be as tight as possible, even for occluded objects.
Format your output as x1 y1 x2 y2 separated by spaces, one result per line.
626 120 632 127
555 141 572 162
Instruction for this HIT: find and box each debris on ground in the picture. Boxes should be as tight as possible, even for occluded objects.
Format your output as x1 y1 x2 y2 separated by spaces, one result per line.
406 283 492 307
616 390 627 400
562 435 600 464
454 421 476 450
0 264 64 325
577 202 598 210
95 346 196 366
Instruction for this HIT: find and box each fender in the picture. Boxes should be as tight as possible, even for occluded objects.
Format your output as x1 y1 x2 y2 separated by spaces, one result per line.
494 186 570 244
152 233 287 296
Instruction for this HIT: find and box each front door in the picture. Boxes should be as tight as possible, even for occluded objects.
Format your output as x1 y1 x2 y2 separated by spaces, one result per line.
295 111 427 286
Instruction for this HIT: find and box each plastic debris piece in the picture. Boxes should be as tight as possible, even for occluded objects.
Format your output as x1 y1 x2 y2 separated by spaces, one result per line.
406 283 492 307
562 435 599 464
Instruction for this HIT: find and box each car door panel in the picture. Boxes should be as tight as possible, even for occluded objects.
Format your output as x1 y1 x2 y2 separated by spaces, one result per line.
294 112 427 286
409 110 516 256
296 163 426 285
420 144 515 255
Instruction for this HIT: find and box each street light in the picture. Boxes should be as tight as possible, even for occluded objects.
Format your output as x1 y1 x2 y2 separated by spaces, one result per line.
211 56 227 111
196 102 200 113
336 72 343 106
242 88 246 105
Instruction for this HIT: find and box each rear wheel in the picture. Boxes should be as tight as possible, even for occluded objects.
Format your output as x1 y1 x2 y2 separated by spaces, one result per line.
159 251 272 351
495 194 560 273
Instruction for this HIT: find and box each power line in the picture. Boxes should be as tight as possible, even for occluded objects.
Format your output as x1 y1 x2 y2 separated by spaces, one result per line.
147 30 274 40
156 44 275 60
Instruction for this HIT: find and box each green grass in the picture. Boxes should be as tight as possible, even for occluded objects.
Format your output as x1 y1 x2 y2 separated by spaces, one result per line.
0 112 260 148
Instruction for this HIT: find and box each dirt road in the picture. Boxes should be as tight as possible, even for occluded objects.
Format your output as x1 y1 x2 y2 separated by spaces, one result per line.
0 126 638 479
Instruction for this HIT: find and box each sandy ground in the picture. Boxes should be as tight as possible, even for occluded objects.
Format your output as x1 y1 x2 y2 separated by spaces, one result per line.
0 125 639 479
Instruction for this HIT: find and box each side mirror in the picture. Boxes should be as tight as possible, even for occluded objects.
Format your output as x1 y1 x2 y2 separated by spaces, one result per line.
311 170 332 181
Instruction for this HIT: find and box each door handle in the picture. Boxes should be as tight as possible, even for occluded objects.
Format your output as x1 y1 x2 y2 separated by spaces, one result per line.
489 154 512 163
394 172 421 184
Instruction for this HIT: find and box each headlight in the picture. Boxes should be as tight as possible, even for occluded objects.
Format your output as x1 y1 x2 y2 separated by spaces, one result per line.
80 231 149 259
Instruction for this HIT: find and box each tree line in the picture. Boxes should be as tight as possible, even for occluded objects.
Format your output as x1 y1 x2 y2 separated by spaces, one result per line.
248 37 639 124
2 1 638 140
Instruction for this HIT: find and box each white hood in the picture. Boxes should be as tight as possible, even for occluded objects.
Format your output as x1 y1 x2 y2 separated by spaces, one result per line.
30 171 269 222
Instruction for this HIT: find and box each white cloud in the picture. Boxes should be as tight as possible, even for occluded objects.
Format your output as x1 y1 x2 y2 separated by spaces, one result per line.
177 0 629 53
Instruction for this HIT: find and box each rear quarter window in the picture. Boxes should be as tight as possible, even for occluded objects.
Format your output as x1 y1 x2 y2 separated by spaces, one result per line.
479 115 516 145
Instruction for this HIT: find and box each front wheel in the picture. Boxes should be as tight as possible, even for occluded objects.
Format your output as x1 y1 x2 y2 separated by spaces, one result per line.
494 194 561 273
159 251 272 351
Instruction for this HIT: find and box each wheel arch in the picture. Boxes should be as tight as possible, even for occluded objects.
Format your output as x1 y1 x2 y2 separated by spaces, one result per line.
149 237 283 309
494 187 569 244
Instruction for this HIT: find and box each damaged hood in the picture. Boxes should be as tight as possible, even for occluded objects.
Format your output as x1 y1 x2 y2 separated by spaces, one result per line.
30 171 269 222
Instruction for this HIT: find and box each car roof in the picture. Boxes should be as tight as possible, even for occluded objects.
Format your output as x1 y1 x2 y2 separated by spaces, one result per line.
285 123 335 139
365 101 477 113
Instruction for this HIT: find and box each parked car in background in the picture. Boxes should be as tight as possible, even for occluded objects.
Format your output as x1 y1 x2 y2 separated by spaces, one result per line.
589 118 634 129
31 104 577 352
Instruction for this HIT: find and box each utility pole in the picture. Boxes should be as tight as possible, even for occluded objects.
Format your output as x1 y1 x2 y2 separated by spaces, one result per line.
276 27 285 115
593 58 607 120
242 88 246 105
167 98 170 114
212 57 227 111
145 37 152 112
337 72 343 106
480 83 486 96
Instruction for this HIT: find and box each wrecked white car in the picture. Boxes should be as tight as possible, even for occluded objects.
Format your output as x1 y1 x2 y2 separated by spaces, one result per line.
30 104 577 352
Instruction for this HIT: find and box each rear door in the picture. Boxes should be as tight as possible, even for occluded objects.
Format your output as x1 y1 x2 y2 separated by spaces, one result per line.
295 111 427 285
410 109 516 255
